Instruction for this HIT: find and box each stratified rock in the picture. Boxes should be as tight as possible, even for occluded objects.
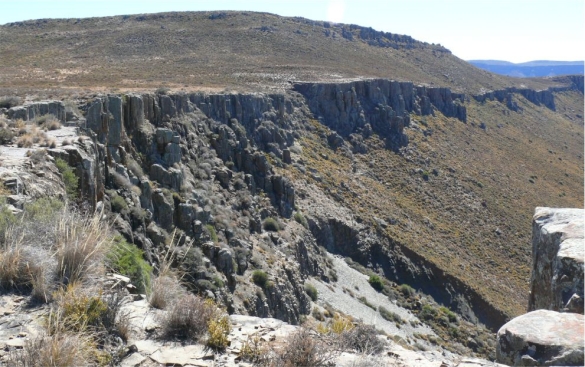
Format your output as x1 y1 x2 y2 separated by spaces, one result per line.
496 309 584 366
528 207 584 314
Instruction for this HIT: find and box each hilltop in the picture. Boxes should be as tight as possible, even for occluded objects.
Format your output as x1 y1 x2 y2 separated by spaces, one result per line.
0 11 568 95
469 60 584 78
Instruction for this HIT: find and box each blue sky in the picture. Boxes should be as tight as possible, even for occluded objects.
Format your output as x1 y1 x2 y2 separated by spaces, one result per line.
0 0 582 63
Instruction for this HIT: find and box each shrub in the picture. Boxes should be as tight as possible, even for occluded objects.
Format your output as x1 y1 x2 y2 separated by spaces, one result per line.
107 237 152 293
49 283 108 334
0 95 21 108
330 314 354 334
304 283 318 301
55 158 78 200
368 275 384 291
159 294 217 341
400 284 415 298
262 217 280 232
294 211 308 227
110 194 128 213
17 134 33 148
339 324 386 354
148 274 183 309
272 328 334 366
419 304 438 321
252 270 268 288
23 197 64 221
0 128 14 144
206 314 231 350
378 306 405 325
205 224 218 243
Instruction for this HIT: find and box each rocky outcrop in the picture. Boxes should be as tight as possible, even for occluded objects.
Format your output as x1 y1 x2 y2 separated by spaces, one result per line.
293 79 465 151
496 310 584 366
7 101 65 122
496 207 584 366
528 207 584 313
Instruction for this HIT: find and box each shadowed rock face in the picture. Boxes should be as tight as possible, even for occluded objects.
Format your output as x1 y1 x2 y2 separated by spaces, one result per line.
528 207 584 314
496 310 584 366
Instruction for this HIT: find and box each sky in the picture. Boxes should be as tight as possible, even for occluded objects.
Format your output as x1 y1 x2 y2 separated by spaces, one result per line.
0 0 582 63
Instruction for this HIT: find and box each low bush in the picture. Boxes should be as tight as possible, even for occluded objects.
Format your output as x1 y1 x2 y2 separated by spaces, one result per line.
400 283 415 298
339 324 386 354
107 237 152 293
7 332 93 367
0 128 14 144
49 283 108 334
205 224 218 243
419 304 438 321
110 194 128 213
378 306 405 325
252 270 268 288
206 314 231 350
368 275 384 291
304 283 318 301
272 328 334 366
0 95 21 108
262 217 280 232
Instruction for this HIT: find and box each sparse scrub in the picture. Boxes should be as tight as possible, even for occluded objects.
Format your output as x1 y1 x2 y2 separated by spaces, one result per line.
205 224 218 242
206 314 231 350
49 283 108 334
110 194 128 213
339 324 386 354
7 332 93 367
266 328 334 367
0 128 14 144
400 283 415 298
378 306 405 325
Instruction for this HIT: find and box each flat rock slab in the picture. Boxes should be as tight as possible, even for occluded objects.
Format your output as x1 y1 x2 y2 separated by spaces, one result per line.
529 207 584 313
497 309 584 366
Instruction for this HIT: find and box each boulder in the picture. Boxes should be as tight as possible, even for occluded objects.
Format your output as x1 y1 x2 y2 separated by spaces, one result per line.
528 207 584 314
496 309 584 366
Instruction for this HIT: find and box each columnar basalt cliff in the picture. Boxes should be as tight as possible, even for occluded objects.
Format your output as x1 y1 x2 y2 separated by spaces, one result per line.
497 208 584 366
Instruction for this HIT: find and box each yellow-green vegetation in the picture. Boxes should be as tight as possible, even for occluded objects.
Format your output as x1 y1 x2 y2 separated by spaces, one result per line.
106 237 152 293
368 275 384 291
205 224 218 242
206 315 231 350
304 283 318 301
55 158 78 200
252 270 269 288
262 217 280 232
48 283 108 334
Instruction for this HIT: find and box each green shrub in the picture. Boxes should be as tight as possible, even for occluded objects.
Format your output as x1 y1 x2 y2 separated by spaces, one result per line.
358 296 376 310
252 270 268 288
262 217 280 232
294 211 308 228
107 237 152 293
0 96 21 108
0 128 14 144
206 224 218 243
110 194 128 213
378 306 405 325
368 275 384 291
23 197 64 220
400 284 415 298
419 304 438 321
304 283 318 301
207 315 231 350
55 158 78 200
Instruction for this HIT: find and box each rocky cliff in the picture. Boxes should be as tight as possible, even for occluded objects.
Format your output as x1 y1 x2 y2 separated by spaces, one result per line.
497 207 584 366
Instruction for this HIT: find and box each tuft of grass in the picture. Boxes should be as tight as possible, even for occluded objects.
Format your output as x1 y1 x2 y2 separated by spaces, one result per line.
0 95 21 108
7 332 93 367
400 284 415 298
148 274 183 309
206 314 231 350
378 306 405 325
205 224 218 243
110 194 128 213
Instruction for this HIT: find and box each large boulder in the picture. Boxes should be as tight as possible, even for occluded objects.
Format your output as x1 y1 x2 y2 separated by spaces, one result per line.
528 207 584 313
496 309 584 366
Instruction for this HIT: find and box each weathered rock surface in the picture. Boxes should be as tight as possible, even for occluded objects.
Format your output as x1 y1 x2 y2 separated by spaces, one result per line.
528 207 584 313
496 309 584 366
6 100 65 122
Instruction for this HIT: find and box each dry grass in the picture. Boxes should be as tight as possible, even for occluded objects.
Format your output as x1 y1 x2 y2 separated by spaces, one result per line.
54 209 112 285
158 293 217 340
148 274 183 309
7 332 94 367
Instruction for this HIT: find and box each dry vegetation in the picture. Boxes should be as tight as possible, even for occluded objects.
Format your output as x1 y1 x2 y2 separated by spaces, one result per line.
283 90 583 318
0 11 566 95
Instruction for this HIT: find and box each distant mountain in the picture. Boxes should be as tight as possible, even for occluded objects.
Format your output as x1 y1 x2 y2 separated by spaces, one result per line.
469 60 584 77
